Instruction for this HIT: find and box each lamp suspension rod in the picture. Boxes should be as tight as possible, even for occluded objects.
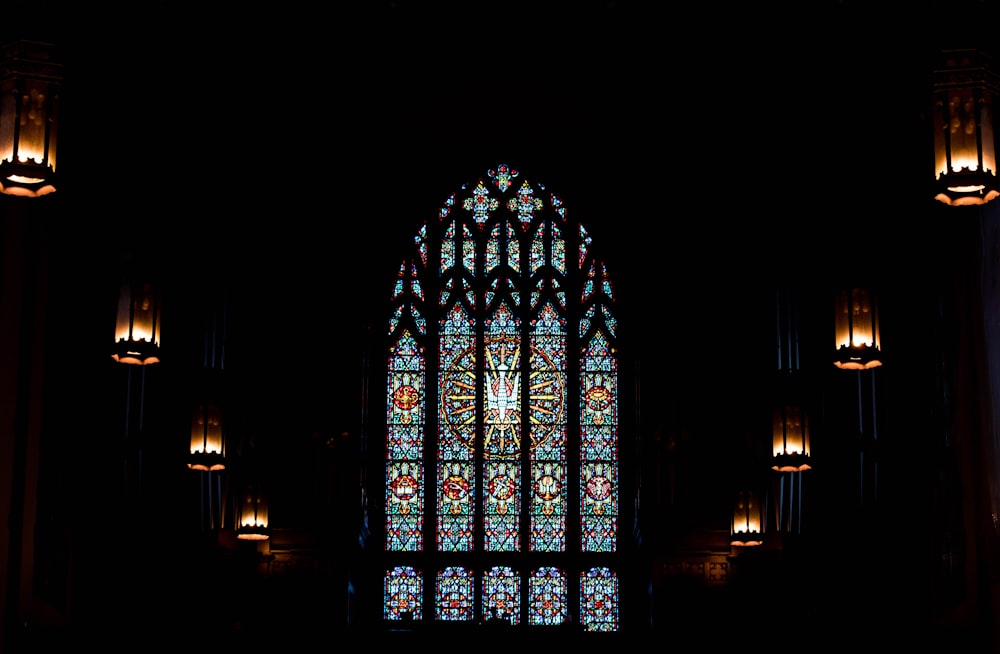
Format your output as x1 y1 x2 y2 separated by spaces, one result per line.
857 370 864 505
869 370 878 504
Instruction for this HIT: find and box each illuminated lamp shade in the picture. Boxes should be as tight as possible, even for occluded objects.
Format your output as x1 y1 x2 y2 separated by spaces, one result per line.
834 287 881 370
237 484 269 541
772 405 812 472
731 489 763 547
0 40 60 197
932 49 999 206
112 280 161 365
188 404 225 471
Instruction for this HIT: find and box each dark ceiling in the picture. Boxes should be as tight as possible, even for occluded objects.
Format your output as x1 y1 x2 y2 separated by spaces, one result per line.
3 0 997 483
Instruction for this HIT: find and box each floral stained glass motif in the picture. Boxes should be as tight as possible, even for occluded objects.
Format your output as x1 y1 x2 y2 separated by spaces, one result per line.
385 565 422 620
438 304 476 552
580 567 618 632
529 567 567 626
483 566 520 624
436 566 474 621
386 330 424 552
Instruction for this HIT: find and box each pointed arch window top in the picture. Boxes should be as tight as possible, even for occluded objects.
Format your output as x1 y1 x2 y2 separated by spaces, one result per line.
462 180 498 226
551 193 566 219
509 180 543 226
439 193 456 219
488 163 519 192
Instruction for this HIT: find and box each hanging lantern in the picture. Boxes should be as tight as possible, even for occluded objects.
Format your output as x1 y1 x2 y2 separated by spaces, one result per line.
834 287 881 370
932 48 999 206
730 489 764 547
237 483 269 541
112 279 161 365
772 405 812 472
0 40 60 197
188 403 225 471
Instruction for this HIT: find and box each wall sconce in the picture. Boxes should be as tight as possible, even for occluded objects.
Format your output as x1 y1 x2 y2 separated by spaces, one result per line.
237 483 269 541
189 403 225 471
932 48 999 206
0 40 60 197
772 405 811 472
834 287 881 370
730 489 764 547
112 279 161 365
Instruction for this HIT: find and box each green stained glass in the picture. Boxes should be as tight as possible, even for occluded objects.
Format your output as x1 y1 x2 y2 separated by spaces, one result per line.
507 222 520 272
530 225 544 274
462 223 475 273
384 565 422 621
436 566 474 621
550 193 566 219
580 567 618 632
552 223 565 274
484 460 519 551
388 306 402 335
386 329 425 552
411 262 424 301
583 261 596 301
392 262 406 301
489 163 518 193
483 566 520 624
530 303 567 553
439 193 455 219
438 304 476 552
441 221 456 273
416 222 428 267
462 180 497 225
529 567 567 626
486 223 500 274
507 179 542 226
580 330 617 553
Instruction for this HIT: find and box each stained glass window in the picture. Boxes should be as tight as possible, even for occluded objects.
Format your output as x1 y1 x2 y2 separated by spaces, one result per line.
383 163 621 633
436 566 474 621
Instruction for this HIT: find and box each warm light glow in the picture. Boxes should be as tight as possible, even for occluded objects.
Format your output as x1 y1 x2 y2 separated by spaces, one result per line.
772 405 812 471
0 41 60 197
7 172 45 183
731 533 764 547
237 487 269 540
834 287 881 369
932 49 999 206
935 189 1000 206
731 490 763 546
189 404 225 471
112 281 161 365
0 180 54 197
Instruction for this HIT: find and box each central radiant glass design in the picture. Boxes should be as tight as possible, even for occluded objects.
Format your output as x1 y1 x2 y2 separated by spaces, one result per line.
441 337 563 458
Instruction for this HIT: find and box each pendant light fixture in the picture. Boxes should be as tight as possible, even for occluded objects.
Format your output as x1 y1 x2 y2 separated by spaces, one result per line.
0 40 60 197
833 287 882 370
932 48 999 206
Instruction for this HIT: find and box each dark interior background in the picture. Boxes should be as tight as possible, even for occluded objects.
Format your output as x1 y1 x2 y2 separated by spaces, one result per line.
2 0 999 649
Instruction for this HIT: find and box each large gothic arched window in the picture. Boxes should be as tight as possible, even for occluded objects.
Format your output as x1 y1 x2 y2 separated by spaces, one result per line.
382 163 621 633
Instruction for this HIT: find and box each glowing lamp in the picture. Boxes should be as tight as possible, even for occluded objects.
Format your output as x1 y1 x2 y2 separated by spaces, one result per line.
731 489 763 547
237 484 269 541
932 49 999 206
188 404 225 471
112 280 161 365
772 405 812 472
834 287 881 370
0 40 60 197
